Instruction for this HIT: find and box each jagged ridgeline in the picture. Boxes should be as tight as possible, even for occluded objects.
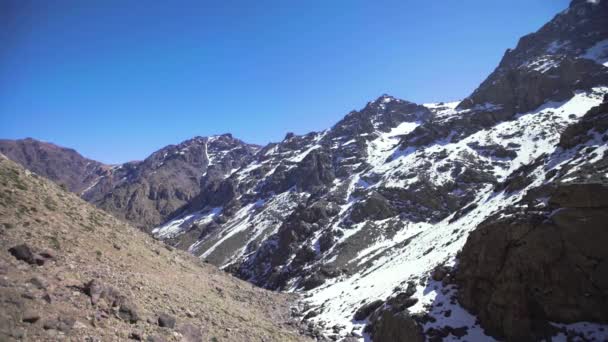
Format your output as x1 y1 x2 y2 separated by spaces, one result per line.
1 0 608 341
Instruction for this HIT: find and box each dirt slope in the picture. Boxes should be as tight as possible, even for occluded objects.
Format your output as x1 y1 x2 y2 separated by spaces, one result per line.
0 154 308 342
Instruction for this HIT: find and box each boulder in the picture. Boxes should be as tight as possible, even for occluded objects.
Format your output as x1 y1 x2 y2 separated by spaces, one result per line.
157 313 176 328
353 300 384 321
117 303 140 323
8 244 37 265
456 184 608 340
21 310 40 323
372 310 424 342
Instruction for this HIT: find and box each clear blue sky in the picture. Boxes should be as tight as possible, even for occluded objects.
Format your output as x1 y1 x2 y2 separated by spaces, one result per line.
0 0 569 164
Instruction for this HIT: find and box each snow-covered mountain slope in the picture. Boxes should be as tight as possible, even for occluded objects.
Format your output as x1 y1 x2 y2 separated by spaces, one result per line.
151 1 608 340
299 87 608 341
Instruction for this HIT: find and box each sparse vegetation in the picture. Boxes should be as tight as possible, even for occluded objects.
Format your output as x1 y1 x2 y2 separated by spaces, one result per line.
44 196 57 211
0 156 307 341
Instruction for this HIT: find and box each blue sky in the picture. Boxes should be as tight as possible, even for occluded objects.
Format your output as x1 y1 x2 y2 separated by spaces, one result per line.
0 0 569 164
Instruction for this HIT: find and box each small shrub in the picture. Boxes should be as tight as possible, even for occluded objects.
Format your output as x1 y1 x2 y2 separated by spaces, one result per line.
44 197 58 211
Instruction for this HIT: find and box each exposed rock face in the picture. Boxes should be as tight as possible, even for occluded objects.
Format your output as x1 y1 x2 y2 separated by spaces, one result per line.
372 310 424 342
399 0 608 149
350 192 395 223
559 94 608 149
459 0 608 114
361 292 425 342
82 134 259 229
456 183 608 341
0 138 109 193
455 95 608 340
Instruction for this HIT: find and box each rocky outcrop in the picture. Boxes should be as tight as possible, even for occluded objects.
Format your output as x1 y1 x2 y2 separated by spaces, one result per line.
559 94 608 149
372 309 424 342
350 192 395 223
456 183 608 341
8 244 54 266
362 292 424 342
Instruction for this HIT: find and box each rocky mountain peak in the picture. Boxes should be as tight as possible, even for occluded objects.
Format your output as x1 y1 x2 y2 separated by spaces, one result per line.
458 0 608 112
77 134 259 229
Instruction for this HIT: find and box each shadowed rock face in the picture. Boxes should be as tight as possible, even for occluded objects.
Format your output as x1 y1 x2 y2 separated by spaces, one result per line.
456 184 608 341
0 138 109 193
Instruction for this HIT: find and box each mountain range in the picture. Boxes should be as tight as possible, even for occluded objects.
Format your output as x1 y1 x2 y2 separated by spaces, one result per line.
2 0 608 341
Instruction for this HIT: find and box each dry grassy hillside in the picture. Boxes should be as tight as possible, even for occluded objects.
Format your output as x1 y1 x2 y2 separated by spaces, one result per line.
0 154 308 342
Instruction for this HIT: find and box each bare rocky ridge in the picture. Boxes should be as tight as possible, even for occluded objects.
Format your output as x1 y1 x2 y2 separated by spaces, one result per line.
0 138 110 194
2 0 608 341
0 135 259 230
82 134 259 230
0 154 308 341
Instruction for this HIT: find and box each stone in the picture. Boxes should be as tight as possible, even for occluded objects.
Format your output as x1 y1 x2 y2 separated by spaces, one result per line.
85 279 104 305
28 276 48 290
303 310 319 320
129 331 143 340
157 312 176 328
353 300 384 321
372 310 424 342
8 244 37 265
146 336 167 342
117 303 140 323
431 265 450 282
177 323 203 342
22 310 40 323
72 320 88 329
84 279 125 307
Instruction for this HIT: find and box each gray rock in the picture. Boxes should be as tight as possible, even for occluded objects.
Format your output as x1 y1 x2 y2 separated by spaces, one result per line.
8 244 37 265
117 302 140 323
21 310 40 323
157 312 176 328
177 323 203 342
353 300 384 321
